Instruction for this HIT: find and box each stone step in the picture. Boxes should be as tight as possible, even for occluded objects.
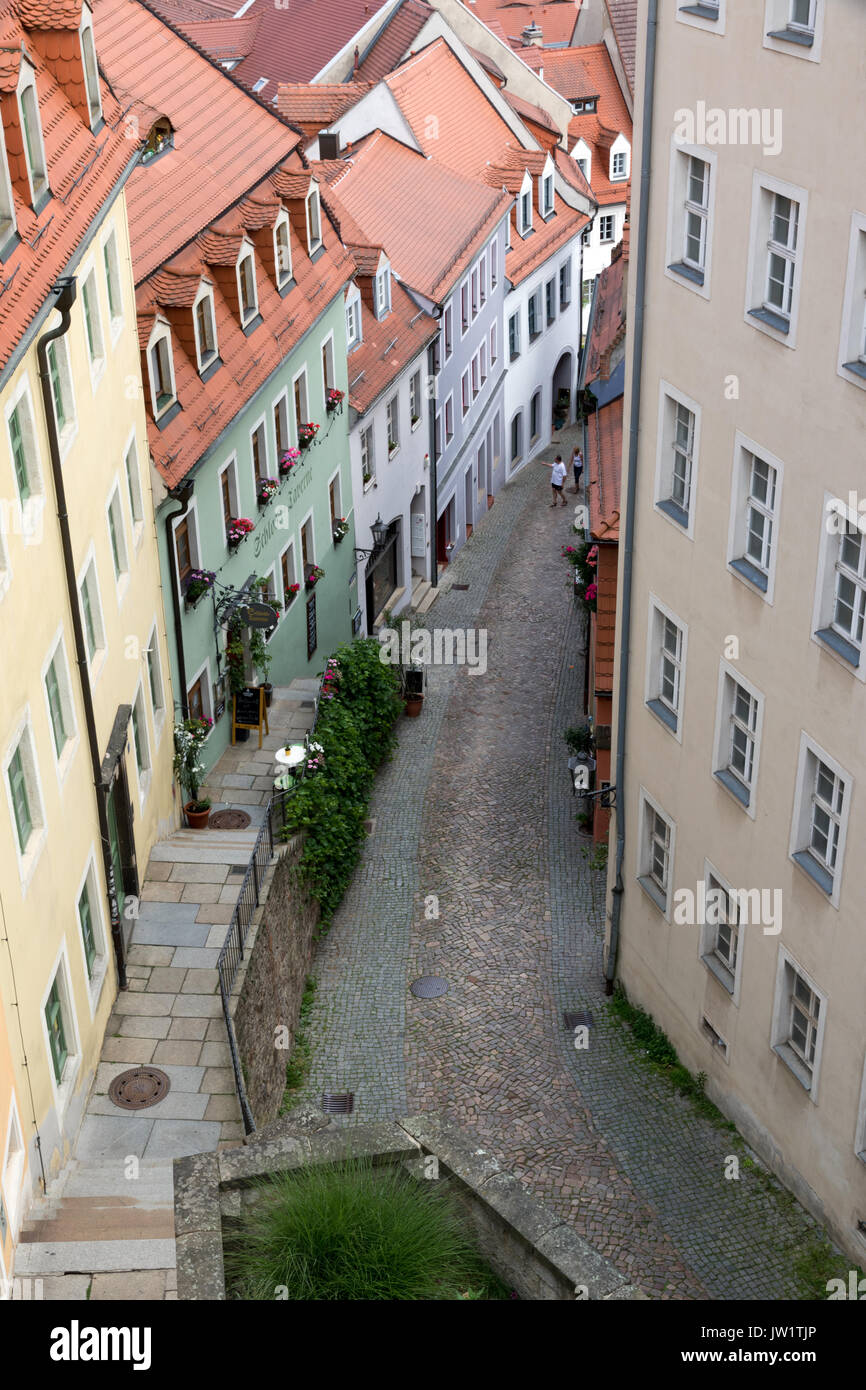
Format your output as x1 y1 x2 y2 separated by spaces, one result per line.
416 584 439 614
14 1237 176 1276
411 579 431 609
20 1200 174 1244
146 842 257 866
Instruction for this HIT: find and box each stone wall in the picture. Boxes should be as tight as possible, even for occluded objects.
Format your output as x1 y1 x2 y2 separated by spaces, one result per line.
232 835 320 1126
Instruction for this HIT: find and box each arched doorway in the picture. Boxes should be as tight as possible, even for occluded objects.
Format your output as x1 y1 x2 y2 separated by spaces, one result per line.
552 350 575 428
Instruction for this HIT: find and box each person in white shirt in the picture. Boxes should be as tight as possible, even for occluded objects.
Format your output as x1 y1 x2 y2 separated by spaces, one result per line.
539 454 568 506
571 447 583 494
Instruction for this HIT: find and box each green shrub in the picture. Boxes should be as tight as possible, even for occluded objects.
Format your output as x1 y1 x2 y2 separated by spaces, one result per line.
224 1159 510 1300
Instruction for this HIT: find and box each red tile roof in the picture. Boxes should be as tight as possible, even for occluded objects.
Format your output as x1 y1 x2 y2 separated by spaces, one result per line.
228 0 394 95
467 0 581 48
325 130 509 302
346 277 437 414
593 532 618 691
353 0 431 83
276 80 373 136
173 15 260 62
502 88 558 140
584 245 626 383
606 0 637 94
588 393 622 545
524 45 632 206
0 2 139 372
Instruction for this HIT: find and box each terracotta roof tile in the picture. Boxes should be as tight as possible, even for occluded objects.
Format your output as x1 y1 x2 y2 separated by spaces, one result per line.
346 278 437 414
276 81 372 135
533 46 631 205
172 14 260 62
588 394 622 546
354 0 431 84
502 88 557 137
606 0 636 93
585 248 626 382
17 0 83 28
0 43 21 90
225 0 393 93
593 540 618 690
467 0 581 48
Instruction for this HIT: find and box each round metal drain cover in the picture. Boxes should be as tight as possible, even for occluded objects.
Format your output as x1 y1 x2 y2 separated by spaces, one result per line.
409 976 449 999
209 809 252 831
107 1067 171 1111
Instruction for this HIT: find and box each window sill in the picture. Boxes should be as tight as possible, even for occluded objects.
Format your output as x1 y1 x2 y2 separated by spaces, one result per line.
411 419 423 433
153 400 181 431
841 359 866 385
638 873 669 917
714 766 751 809
646 697 678 735
52 1054 82 1119
56 734 80 788
85 958 109 1018
656 497 690 530
89 647 108 688
198 355 222 384
667 260 705 288
529 331 542 343
115 572 131 609
89 358 107 394
748 306 790 336
16 826 48 896
701 951 735 996
58 421 79 463
791 848 834 898
131 520 145 551
729 555 769 594
815 626 860 669
680 3 719 18
276 276 296 298
309 243 325 263
108 316 124 349
240 312 263 337
767 26 813 47
363 479 376 494
772 1041 813 1093
388 447 400 461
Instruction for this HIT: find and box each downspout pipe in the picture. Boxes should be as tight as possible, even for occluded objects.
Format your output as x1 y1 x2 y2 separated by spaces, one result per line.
36 279 127 990
604 0 658 992
428 336 439 589
164 483 194 719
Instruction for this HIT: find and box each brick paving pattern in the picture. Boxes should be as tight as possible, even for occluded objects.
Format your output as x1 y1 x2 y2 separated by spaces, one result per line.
302 450 819 1300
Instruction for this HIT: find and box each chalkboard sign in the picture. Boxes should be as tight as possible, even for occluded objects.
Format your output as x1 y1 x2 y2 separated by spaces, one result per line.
306 593 317 659
231 686 269 748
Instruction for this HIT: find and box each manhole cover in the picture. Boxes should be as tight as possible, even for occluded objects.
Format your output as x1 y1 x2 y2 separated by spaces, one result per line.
108 1067 171 1110
451 583 469 590
321 1092 354 1114
563 1011 593 1030
410 976 449 998
209 809 252 830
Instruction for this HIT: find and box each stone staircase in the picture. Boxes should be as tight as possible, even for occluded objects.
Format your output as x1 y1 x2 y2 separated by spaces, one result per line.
409 574 439 616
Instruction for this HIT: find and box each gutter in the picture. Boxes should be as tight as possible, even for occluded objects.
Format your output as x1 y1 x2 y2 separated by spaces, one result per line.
36 280 127 990
604 0 658 993
164 483 194 719
428 336 439 589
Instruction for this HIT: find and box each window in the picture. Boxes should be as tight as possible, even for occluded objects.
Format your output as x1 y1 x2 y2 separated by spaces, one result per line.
375 266 391 318
187 670 209 724
699 864 742 999
346 290 362 349
559 259 572 309
545 278 556 326
470 354 480 401
746 175 807 341
510 413 522 464
148 332 175 418
300 515 315 577
790 736 851 903
528 291 542 341
646 600 687 737
44 639 75 762
131 686 151 796
194 288 218 371
280 541 297 605
508 312 520 361
219 457 238 529
667 145 716 295
541 173 554 217
18 64 48 204
77 874 98 979
81 269 105 377
360 425 374 484
7 383 41 507
529 390 541 442
124 438 144 533
479 253 487 306
306 186 322 253
577 157 588 178
471 267 479 319
461 370 470 418
0 118 15 244
145 625 165 726
79 558 105 666
387 396 399 453
328 474 341 527
679 0 723 33
581 225 591 247
772 950 827 1096
409 371 421 425
434 410 442 462
599 215 615 244
102 229 123 334
321 337 335 398
251 421 268 485
765 0 823 58
638 791 675 916
106 485 129 587
520 188 532 235
274 215 292 288
489 323 497 366
237 250 258 324
44 976 69 1086
479 341 487 385
461 282 469 335
293 370 308 439
443 302 453 361
727 437 782 599
8 744 32 854
490 239 498 288
47 338 75 442
444 394 454 444
713 664 763 811
141 117 173 163
838 218 866 386
655 385 699 533
611 150 628 180
80 9 102 126
683 157 709 271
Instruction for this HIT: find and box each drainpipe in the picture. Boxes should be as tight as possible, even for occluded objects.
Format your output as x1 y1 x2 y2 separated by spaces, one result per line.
164 483 194 719
428 336 439 589
36 279 126 989
604 0 658 993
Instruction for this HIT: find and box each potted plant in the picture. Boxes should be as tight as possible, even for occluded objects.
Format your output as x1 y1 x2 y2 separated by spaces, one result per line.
363 470 373 487
298 421 319 449
305 565 325 590
257 476 279 506
388 438 398 456
411 413 420 428
250 630 273 706
401 650 425 717
184 568 215 609
285 581 301 604
279 447 301 476
173 717 213 828
326 387 344 413
225 615 249 739
227 517 254 549
332 517 349 544
319 657 340 702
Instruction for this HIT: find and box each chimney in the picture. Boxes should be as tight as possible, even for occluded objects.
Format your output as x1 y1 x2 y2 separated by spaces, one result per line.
521 17 543 46
354 45 360 70
319 130 341 160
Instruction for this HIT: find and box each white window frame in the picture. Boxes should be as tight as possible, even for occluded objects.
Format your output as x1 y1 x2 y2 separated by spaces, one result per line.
677 0 726 35
518 171 533 236
250 414 270 492
699 859 745 1004
274 209 293 288
123 429 145 547
360 424 375 487
0 115 15 245
321 332 335 407
461 369 471 419
144 619 167 744
291 366 309 444
386 395 399 455
788 732 852 908
147 321 176 421
744 172 808 347
46 333 77 458
192 282 219 372
74 851 108 1015
726 432 783 604
345 287 362 349
1 1092 26 1247
77 547 107 682
812 491 866 680
105 478 130 602
837 213 866 390
299 510 317 577
444 393 454 444
711 661 764 817
79 5 103 128
443 301 454 361
186 656 214 727
172 498 201 600
508 311 521 361
218 453 240 532
540 170 554 218
771 946 827 1100
599 214 615 244
5 371 44 533
409 370 422 428
327 468 342 536
3 709 48 892
654 381 701 539
17 60 48 206
80 260 106 388
489 322 497 366
375 264 391 319
610 138 630 183
637 788 676 919
130 681 152 807
306 184 323 255
236 243 259 326
460 280 470 337
571 139 592 184
272 390 291 460
644 595 688 742
40 945 81 1117
666 142 716 300
763 0 824 62
41 626 79 785
279 539 298 611
99 224 124 345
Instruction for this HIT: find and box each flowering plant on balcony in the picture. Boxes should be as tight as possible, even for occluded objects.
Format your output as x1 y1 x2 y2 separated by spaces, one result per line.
305 565 325 590
332 516 349 542
227 517 254 547
257 476 279 506
279 447 301 475
298 421 319 448
285 582 301 602
184 569 215 606
326 387 345 412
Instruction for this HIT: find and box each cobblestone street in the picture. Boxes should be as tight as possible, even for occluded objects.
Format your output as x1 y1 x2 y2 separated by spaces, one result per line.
302 457 819 1300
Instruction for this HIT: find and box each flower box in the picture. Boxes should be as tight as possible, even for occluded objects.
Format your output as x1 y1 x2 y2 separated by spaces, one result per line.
257 477 279 506
286 582 301 602
326 388 344 413
184 569 215 608
305 565 325 590
332 517 349 544
227 517 254 548
298 422 319 449
279 447 301 476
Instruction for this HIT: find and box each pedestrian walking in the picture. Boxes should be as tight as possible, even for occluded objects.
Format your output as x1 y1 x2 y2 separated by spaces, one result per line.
571 446 583 494
539 454 568 506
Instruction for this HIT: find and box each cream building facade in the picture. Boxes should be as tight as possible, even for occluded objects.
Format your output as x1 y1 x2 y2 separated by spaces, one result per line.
609 0 866 1263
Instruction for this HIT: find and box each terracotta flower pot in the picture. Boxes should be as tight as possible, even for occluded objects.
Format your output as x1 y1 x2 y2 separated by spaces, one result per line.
404 695 424 718
184 802 211 830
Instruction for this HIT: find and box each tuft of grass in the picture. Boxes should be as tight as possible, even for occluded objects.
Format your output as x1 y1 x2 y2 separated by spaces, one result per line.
224 1158 511 1300
791 1235 865 1301
280 975 317 1111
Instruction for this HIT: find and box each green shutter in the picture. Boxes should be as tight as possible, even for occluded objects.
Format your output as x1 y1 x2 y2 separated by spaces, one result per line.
8 747 32 852
104 243 118 318
83 282 96 359
78 882 96 977
125 447 141 523
45 980 68 1084
81 577 96 660
47 344 66 431
45 658 67 756
9 407 30 502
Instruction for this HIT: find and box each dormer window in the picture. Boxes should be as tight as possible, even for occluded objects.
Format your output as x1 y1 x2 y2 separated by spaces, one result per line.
274 213 292 288
573 96 597 114
18 63 48 206
375 265 391 319
148 326 176 420
519 184 533 237
236 246 258 326
141 118 174 165
541 172 554 217
306 185 322 255
346 286 362 349
193 284 218 373
0 121 15 248
80 7 102 128
610 137 630 182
